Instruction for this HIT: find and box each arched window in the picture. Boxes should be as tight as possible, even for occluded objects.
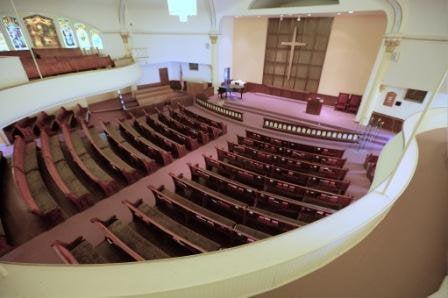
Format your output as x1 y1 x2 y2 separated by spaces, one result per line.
58 18 77 48
0 31 9 50
23 15 60 48
74 23 90 49
2 16 28 50
91 31 103 50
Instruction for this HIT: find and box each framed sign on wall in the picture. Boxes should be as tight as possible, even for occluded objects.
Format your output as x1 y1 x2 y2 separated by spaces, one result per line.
383 91 397 107
404 89 427 103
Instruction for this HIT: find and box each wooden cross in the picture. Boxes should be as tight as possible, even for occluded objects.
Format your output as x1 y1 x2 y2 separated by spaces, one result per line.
280 25 306 80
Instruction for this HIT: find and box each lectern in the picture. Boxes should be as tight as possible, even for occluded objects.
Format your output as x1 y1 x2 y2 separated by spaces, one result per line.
306 97 323 115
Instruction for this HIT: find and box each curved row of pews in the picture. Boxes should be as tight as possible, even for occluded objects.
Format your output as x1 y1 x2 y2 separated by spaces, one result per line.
3 100 356 262
9 104 226 230
50 131 353 264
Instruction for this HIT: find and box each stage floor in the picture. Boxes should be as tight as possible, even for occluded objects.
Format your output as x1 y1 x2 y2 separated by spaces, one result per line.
210 92 361 132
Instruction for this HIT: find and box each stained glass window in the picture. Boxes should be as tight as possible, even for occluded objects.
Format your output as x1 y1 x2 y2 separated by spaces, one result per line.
23 15 60 48
2 16 28 50
91 31 103 49
0 32 9 50
74 23 90 49
58 18 77 48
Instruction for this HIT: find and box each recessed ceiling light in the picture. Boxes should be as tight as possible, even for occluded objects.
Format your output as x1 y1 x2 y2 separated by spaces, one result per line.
348 10 354 14
307 13 312 17
337 12 341 15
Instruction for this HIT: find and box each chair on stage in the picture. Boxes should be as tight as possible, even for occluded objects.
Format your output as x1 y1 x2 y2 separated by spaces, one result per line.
335 93 350 111
347 94 362 113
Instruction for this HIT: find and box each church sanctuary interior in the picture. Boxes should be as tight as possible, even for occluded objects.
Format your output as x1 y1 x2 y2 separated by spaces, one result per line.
0 0 447 297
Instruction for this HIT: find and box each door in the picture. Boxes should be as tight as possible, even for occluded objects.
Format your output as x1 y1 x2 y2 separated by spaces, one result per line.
159 68 169 85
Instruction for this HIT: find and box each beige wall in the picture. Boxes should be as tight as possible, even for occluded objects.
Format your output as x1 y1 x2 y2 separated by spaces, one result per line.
232 17 268 83
319 14 386 96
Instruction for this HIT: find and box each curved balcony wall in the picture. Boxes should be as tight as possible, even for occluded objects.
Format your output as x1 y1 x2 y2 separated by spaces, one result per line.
0 105 446 297
0 63 142 130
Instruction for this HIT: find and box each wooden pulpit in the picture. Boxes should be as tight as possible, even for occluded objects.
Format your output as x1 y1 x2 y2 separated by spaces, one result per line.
306 97 323 115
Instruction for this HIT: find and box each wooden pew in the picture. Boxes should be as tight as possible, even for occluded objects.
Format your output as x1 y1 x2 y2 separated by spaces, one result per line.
177 104 227 134
132 116 187 158
118 119 173 166
32 111 56 136
55 107 76 128
245 206 303 233
145 113 199 151
234 138 348 180
170 173 302 234
156 108 209 144
149 185 272 243
246 130 345 158
12 137 65 225
60 123 119 196
188 163 335 222
74 104 90 123
11 116 37 142
79 119 140 184
364 153 379 169
203 155 352 210
221 146 349 195
233 224 270 242
149 185 237 238
168 107 220 139
91 216 169 261
40 130 95 211
52 237 108 264
100 121 157 174
170 173 248 221
123 199 221 253
238 135 346 168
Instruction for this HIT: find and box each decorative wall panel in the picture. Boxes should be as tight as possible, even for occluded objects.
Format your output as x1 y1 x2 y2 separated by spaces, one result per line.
262 17 333 93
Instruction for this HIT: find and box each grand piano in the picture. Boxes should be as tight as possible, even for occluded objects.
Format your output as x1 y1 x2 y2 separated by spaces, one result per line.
218 79 246 99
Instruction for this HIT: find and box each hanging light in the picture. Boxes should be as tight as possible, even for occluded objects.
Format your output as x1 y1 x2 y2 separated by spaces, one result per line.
167 0 197 22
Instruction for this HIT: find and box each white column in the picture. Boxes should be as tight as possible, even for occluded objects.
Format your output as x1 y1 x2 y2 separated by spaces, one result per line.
209 34 219 93
120 32 132 59
356 37 401 125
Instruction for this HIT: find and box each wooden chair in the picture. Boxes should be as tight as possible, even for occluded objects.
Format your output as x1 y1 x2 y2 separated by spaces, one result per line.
335 93 350 111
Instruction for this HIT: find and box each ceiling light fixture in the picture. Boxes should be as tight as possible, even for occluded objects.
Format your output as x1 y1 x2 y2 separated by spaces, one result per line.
307 13 312 17
348 10 354 14
167 0 197 22
297 16 301 21
337 12 341 15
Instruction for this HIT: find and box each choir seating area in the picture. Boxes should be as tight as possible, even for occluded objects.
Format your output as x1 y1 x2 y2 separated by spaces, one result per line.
0 48 114 79
0 95 367 264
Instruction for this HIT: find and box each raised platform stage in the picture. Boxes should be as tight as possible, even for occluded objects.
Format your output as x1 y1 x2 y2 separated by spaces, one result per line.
208 92 392 146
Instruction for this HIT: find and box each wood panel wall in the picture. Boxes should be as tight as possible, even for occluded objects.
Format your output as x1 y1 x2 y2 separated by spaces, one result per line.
262 17 333 93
